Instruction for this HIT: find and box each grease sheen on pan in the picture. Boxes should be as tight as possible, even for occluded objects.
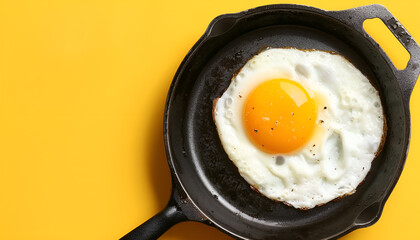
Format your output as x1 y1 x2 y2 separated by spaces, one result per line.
213 48 385 209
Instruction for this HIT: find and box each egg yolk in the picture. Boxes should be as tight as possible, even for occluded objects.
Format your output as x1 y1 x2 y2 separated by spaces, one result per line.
243 79 317 154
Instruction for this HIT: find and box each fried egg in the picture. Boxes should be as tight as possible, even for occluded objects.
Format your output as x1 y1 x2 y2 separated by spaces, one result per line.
213 48 385 209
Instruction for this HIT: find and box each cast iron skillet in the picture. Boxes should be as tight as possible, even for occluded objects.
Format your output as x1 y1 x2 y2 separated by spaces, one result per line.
121 4 420 240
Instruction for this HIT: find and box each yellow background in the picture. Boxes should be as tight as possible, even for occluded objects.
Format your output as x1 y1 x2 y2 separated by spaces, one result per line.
0 0 419 239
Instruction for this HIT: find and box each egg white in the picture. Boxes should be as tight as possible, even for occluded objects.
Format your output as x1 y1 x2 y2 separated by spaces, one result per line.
213 48 385 209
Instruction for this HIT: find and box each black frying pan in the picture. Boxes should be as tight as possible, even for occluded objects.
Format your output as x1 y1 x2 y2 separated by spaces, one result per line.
121 4 420 240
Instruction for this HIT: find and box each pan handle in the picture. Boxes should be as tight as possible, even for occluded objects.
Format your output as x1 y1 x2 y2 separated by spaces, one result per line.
332 4 420 101
120 197 187 240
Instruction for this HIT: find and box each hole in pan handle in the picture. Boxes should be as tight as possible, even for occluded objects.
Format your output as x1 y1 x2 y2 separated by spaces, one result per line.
332 4 420 102
120 196 187 240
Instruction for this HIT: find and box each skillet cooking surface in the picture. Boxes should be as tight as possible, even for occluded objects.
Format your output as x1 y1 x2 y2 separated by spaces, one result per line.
188 23 387 224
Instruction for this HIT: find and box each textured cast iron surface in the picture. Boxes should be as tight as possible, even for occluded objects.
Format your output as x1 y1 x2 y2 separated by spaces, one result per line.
162 4 419 240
